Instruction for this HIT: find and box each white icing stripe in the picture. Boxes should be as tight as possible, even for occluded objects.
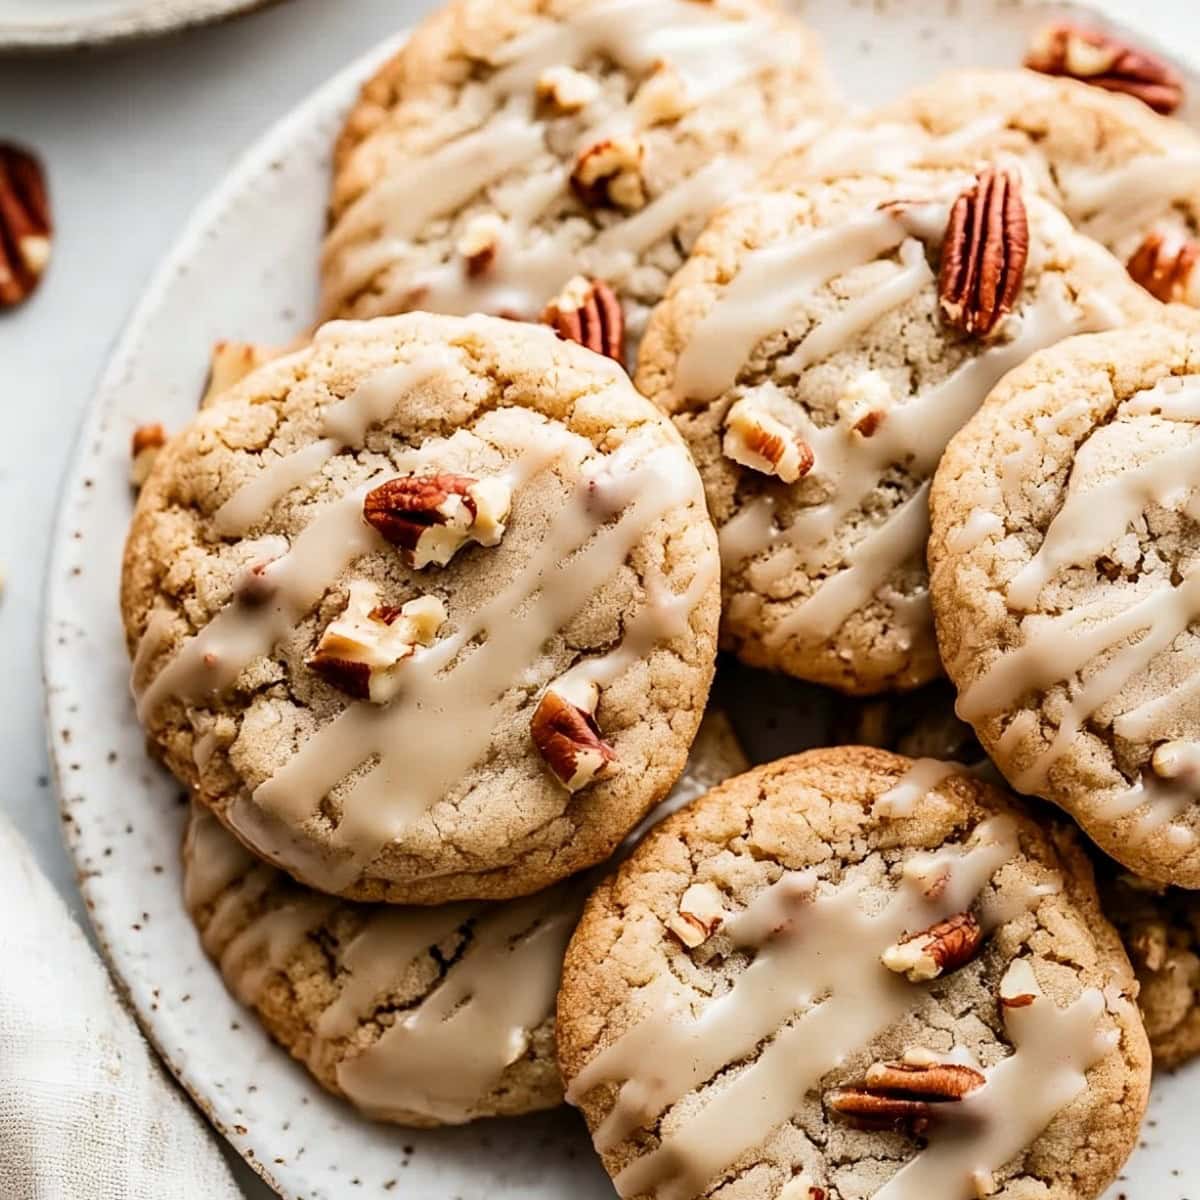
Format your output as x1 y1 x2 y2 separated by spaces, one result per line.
334 892 577 1124
244 445 703 883
674 210 909 402
768 481 930 644
316 905 475 1041
212 356 449 538
874 757 963 818
1006 379 1200 610
776 237 932 376
1065 152 1200 244
1124 373 1200 420
569 818 1021 1200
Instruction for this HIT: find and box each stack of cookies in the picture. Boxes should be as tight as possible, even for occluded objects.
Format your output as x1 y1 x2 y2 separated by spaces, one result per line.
121 2 1200 1196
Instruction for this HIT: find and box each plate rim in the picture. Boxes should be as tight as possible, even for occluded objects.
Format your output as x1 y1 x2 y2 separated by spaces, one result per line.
0 0 287 52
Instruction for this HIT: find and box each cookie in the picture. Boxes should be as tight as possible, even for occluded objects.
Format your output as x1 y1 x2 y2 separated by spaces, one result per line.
799 67 1200 297
930 317 1200 886
321 0 835 355
183 802 569 1125
181 711 747 1124
635 161 1160 694
557 747 1148 1200
124 312 720 904
1095 865 1200 1068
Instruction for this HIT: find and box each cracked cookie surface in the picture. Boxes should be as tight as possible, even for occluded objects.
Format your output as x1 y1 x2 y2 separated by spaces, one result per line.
797 67 1200 287
635 162 1159 695
321 0 835 355
930 316 1200 886
557 746 1148 1200
123 312 720 904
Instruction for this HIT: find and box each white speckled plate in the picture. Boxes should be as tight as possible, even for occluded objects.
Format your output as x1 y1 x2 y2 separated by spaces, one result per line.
42 3 1200 1198
0 0 286 51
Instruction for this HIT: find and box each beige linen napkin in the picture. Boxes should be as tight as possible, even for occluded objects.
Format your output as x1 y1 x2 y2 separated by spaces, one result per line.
0 814 242 1199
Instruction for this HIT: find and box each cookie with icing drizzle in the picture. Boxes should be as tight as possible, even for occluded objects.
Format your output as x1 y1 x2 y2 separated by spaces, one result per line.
180 711 746 1124
796 67 1200 294
635 163 1159 695
1093 862 1200 1068
321 0 835 353
930 315 1200 886
557 746 1149 1200
123 312 720 904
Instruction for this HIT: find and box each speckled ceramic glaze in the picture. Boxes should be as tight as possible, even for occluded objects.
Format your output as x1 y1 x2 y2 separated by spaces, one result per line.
0 0 285 51
42 4 1200 1198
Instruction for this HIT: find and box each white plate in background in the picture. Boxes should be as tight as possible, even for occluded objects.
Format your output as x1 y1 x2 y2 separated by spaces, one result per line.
0 0 285 51
42 3 1200 1196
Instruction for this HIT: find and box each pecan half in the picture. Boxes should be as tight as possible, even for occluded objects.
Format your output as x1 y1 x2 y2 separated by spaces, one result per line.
542 275 625 364
882 911 982 982
531 680 616 792
828 1060 985 1134
571 135 646 210
363 473 511 569
0 143 51 309
1127 232 1200 304
1025 24 1183 115
938 169 1028 338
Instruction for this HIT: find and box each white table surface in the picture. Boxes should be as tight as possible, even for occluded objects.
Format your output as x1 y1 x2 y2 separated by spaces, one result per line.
0 0 1190 1195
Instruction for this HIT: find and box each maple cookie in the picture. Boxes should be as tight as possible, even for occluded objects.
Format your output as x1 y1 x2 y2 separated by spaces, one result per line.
183 803 569 1124
635 161 1159 695
1095 865 1200 1068
321 0 834 356
557 747 1149 1200
800 68 1200 302
123 312 720 904
930 318 1200 886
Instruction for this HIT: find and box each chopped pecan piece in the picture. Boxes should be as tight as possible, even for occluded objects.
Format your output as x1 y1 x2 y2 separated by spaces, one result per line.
541 275 624 364
363 473 511 568
666 882 727 949
723 398 814 483
307 580 446 703
882 911 982 982
531 678 616 792
938 168 1028 338
130 423 167 489
1126 232 1200 304
1025 24 1183 114
571 135 646 210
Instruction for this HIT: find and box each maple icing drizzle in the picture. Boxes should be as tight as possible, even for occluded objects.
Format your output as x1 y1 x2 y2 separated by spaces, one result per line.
139 350 709 892
323 0 791 320
958 375 1200 844
685 190 1102 648
567 812 1099 1200
181 720 748 1122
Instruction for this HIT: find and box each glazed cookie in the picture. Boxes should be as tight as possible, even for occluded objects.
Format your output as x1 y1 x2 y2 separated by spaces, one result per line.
181 711 747 1124
321 0 835 354
1095 866 1200 1067
796 67 1200 299
124 312 720 904
930 318 1200 885
636 161 1160 694
183 803 569 1125
558 747 1149 1200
